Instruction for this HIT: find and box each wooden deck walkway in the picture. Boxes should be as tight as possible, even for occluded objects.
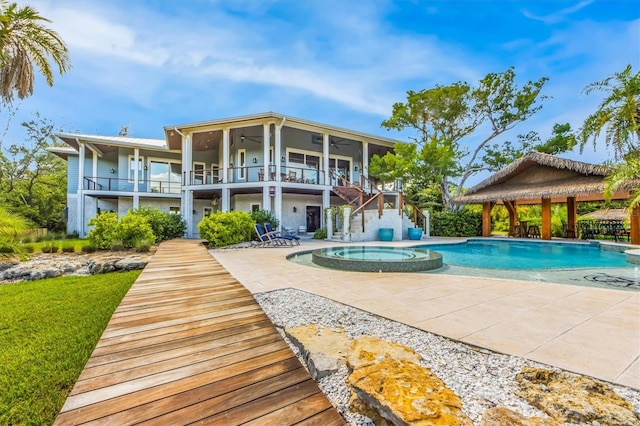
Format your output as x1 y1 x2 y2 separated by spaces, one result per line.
54 239 346 425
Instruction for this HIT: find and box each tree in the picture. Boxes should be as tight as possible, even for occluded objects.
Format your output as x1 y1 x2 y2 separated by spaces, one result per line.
604 154 640 210
482 123 576 172
0 204 29 258
580 64 640 159
0 1 70 104
375 67 547 209
0 113 67 231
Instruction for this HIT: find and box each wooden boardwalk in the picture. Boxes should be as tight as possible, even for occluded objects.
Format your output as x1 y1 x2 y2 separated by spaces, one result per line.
54 239 346 425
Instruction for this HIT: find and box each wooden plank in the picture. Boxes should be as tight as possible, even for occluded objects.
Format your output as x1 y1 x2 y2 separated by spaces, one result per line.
53 239 346 425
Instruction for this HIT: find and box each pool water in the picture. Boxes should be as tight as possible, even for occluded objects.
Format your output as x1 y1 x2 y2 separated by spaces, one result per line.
319 246 430 260
416 240 629 270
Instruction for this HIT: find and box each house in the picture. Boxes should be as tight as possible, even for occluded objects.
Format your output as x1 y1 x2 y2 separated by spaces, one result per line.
49 112 418 240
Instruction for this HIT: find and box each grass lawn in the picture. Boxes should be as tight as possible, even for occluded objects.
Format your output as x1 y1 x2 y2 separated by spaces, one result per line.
0 271 140 425
27 238 87 253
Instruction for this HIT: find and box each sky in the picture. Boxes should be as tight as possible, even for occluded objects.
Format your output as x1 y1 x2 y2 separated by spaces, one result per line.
4 0 640 181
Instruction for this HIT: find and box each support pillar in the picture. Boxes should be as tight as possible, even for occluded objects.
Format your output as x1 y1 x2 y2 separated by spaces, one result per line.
631 206 640 245
482 201 494 237
541 198 552 240
567 196 577 238
504 200 518 232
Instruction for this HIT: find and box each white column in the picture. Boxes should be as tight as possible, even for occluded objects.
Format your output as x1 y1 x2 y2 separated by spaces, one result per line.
362 141 369 189
92 150 98 179
133 148 140 193
222 128 230 183
77 142 85 236
274 186 282 226
262 186 271 212
221 187 230 212
184 135 194 236
184 133 193 186
275 125 282 181
322 189 331 228
323 133 330 185
263 123 270 180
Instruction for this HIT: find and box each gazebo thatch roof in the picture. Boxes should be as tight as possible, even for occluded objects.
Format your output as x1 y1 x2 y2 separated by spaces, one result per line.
580 208 628 221
452 152 611 204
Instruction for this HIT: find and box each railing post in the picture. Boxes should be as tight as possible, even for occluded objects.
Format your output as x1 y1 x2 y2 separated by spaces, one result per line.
378 193 383 218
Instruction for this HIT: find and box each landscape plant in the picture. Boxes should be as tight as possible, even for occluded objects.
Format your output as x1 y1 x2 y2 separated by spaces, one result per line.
0 271 139 425
87 212 118 249
115 213 154 249
250 209 279 228
430 209 482 237
198 211 254 247
130 207 185 242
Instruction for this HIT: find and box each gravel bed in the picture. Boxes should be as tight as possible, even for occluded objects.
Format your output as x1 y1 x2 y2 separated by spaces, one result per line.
255 288 640 426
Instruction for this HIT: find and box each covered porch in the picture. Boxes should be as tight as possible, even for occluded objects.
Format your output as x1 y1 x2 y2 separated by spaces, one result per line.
452 152 640 245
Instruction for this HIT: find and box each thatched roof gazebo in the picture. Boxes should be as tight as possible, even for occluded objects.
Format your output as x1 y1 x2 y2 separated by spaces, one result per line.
452 152 639 244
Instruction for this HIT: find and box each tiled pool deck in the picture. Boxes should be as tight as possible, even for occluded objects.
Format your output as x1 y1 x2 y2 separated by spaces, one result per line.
210 238 640 390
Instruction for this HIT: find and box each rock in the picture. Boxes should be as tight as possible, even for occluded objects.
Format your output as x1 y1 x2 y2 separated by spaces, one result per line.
114 257 148 271
348 359 473 425
0 260 19 271
29 268 63 280
284 324 350 379
347 335 422 371
516 367 639 426
88 259 117 274
481 407 559 425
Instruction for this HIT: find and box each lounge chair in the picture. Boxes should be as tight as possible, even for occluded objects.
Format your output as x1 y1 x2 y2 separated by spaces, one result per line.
265 223 300 246
254 223 289 247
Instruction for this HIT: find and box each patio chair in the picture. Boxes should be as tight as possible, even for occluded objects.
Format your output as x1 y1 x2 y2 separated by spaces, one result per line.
265 223 300 246
254 223 288 247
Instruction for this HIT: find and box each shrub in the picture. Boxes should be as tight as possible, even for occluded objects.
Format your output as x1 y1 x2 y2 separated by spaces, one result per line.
198 211 254 247
61 243 75 253
130 207 185 242
251 209 279 228
431 209 482 237
87 212 119 249
41 243 59 253
81 244 96 253
116 214 155 249
110 242 126 252
312 228 327 240
134 239 153 253
23 244 35 253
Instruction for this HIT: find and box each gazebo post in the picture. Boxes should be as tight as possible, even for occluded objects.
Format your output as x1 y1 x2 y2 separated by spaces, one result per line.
482 201 494 237
567 196 577 238
631 206 640 245
541 198 552 240
504 200 518 232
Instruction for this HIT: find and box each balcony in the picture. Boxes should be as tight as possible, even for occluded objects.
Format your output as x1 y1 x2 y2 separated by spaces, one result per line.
83 177 181 194
188 165 326 185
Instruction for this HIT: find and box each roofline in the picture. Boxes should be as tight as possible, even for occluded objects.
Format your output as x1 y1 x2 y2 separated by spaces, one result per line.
55 132 167 150
164 112 402 146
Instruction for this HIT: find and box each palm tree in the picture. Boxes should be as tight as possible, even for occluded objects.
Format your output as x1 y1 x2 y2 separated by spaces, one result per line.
580 65 640 159
605 154 640 209
0 1 70 103
0 205 29 259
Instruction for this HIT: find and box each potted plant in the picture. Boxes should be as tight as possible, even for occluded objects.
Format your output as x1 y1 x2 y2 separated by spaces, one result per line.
408 227 422 240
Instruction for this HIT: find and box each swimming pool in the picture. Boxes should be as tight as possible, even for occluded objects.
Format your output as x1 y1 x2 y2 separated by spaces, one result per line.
311 246 442 272
416 240 629 270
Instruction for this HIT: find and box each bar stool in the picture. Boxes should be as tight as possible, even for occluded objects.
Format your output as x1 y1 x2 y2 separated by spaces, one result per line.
527 225 540 238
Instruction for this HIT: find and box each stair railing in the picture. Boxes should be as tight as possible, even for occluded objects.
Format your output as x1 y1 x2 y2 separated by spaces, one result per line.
403 199 428 233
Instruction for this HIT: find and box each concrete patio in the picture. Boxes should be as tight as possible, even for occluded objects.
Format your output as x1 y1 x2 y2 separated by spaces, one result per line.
210 238 640 390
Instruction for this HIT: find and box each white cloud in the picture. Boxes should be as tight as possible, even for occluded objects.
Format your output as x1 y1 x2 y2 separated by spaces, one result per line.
522 0 596 24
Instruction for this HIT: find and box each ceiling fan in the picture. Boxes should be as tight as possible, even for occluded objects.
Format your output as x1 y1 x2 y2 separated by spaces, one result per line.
311 134 349 150
231 130 262 147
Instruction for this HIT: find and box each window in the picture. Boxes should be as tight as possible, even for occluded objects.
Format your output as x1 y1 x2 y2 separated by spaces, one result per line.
169 206 180 215
237 149 246 181
149 158 182 193
128 156 144 182
193 162 206 185
288 152 305 164
251 204 261 212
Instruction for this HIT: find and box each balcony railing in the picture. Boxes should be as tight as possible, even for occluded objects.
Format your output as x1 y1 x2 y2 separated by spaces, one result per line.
83 177 181 194
188 165 326 185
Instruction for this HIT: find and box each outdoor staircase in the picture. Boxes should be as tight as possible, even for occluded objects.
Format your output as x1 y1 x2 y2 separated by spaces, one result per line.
332 185 370 208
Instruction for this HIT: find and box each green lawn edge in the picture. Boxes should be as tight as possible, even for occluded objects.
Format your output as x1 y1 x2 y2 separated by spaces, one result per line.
0 271 140 425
